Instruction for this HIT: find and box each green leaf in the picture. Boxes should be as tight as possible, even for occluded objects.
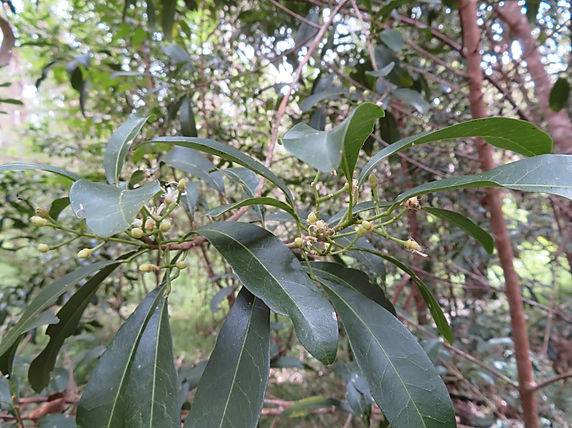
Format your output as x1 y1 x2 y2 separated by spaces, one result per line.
162 0 177 41
334 234 386 280
0 98 23 105
28 255 132 392
380 29 404 52
69 179 161 237
203 197 297 220
365 62 395 78
391 88 429 114
197 222 338 364
423 207 494 254
0 162 80 181
379 253 453 344
222 167 264 219
299 87 347 112
180 96 198 137
49 197 70 220
310 262 395 316
104 114 149 186
0 261 118 359
282 103 384 180
182 182 200 216
185 288 270 428
326 200 391 226
147 136 295 206
549 77 570 112
161 146 224 194
358 118 554 185
77 286 179 427
282 396 351 418
318 277 456 428
395 154 572 203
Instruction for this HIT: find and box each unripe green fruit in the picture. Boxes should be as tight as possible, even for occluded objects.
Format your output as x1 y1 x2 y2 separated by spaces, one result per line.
77 248 92 258
31 216 48 227
361 220 373 231
176 260 188 269
37 243 49 253
131 227 144 238
139 263 156 273
159 220 172 232
294 237 304 248
355 225 367 237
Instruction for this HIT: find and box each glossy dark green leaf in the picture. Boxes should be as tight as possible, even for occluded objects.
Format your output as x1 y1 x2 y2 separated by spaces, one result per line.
423 207 494 254
38 414 76 428
281 396 351 418
334 234 386 280
182 181 200 216
29 255 131 392
180 96 198 137
0 162 80 181
549 77 570 112
104 114 149 186
77 286 179 427
282 103 384 180
365 62 395 78
380 29 404 52
197 222 338 364
185 288 270 428
203 197 297 220
222 167 263 219
300 87 347 112
379 253 453 343
161 0 177 41
319 277 456 428
162 146 224 193
395 154 572 203
49 197 70 220
310 262 395 315
0 261 118 359
293 8 319 46
147 137 295 206
391 88 429 114
374 45 413 88
209 286 234 313
69 179 161 237
358 118 554 185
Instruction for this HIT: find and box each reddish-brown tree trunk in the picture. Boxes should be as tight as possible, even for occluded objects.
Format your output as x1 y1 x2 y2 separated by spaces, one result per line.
457 0 539 426
496 1 572 154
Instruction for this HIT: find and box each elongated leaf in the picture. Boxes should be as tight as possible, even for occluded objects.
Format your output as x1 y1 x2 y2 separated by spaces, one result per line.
423 207 494 254
380 29 404 52
182 182 200 216
549 77 570 112
300 87 347 112
319 277 456 428
395 154 572 204
391 88 429 114
29 254 133 392
77 286 179 427
147 137 295 206
161 146 224 193
185 288 269 428
222 167 263 219
180 96 198 137
282 397 351 418
197 222 338 364
334 234 386 280
104 114 149 186
310 262 395 315
0 261 117 358
162 0 177 41
0 162 80 181
282 103 384 180
49 197 70 220
204 197 297 220
358 118 554 184
209 287 234 313
69 179 161 237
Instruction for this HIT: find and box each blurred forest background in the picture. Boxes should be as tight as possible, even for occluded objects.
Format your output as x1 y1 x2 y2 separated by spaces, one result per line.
1 0 572 426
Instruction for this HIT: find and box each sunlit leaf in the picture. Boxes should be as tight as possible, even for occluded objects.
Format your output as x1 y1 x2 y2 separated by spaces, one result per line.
0 162 80 181
69 179 161 237
185 288 269 428
197 222 338 364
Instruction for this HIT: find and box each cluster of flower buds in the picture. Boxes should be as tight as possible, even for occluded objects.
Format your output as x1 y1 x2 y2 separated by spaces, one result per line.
355 220 374 237
307 213 335 241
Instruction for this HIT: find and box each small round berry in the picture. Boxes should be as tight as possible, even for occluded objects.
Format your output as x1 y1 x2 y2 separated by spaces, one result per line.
144 218 155 231
177 178 189 191
175 260 188 269
159 220 172 233
35 207 49 218
307 212 318 224
31 216 48 227
294 237 304 248
131 227 144 238
139 263 156 273
77 248 92 259
37 243 49 253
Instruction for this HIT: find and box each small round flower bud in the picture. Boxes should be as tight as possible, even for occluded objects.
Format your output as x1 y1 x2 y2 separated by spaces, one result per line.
177 178 189 191
31 216 48 227
175 260 188 269
144 218 155 231
131 227 144 238
355 225 367 237
348 86 356 96
139 263 156 273
77 248 92 259
361 220 373 231
405 239 421 251
159 220 172 233
132 218 143 228
294 237 304 248
35 207 49 218
37 243 49 253
307 212 317 224
368 174 378 188
315 220 326 230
